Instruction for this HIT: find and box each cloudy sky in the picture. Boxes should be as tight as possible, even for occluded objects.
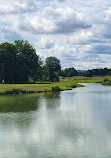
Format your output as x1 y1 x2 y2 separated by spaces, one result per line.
0 0 111 69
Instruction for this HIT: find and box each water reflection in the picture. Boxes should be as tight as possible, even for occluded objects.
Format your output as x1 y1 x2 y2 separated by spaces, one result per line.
1 84 111 157
0 94 41 113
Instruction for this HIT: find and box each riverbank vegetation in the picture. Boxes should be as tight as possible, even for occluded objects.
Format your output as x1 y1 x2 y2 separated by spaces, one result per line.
102 77 111 85
0 80 83 95
0 76 107 95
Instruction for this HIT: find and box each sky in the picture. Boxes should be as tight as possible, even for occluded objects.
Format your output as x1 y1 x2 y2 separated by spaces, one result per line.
0 0 111 70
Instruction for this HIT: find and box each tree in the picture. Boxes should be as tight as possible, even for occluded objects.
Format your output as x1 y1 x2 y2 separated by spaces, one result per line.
42 66 50 81
0 43 16 83
0 40 41 83
66 68 77 77
45 56 61 82
84 70 92 77
59 67 77 77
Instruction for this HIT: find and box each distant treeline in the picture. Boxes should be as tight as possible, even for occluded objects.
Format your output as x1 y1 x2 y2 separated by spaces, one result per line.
59 68 77 77
77 68 111 77
0 40 111 84
59 68 111 77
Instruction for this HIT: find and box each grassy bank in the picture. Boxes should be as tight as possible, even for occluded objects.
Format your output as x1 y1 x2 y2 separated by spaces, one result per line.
0 76 108 95
0 82 83 95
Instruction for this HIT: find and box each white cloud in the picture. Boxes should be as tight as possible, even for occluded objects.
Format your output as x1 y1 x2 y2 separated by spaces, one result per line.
14 7 91 35
0 0 38 15
36 37 54 49
0 27 22 43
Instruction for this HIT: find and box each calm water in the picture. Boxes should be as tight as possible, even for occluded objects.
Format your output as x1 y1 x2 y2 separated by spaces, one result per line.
0 83 111 158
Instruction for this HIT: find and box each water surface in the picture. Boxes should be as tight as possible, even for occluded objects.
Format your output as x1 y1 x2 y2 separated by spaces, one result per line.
0 83 111 158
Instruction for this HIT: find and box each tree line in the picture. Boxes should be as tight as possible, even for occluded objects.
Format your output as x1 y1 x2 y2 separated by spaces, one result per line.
78 68 111 77
59 68 111 78
0 40 111 84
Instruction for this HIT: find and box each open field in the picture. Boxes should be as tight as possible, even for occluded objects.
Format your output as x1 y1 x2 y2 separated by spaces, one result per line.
0 76 110 95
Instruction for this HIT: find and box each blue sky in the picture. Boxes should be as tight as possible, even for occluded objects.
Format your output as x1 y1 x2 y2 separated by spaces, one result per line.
0 0 111 69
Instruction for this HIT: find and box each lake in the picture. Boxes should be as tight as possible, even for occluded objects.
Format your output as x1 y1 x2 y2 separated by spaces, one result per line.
0 83 111 158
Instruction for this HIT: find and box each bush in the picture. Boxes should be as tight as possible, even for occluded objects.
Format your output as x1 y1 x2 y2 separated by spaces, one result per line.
103 77 108 82
52 86 61 91
71 84 76 88
102 77 111 85
5 89 22 94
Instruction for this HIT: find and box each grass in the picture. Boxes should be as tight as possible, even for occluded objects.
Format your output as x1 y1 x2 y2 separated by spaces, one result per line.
59 76 105 83
0 82 80 95
0 76 110 95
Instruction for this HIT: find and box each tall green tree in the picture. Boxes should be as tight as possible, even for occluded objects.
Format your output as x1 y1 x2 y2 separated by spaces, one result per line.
0 43 16 83
14 40 41 83
0 40 41 83
45 56 61 82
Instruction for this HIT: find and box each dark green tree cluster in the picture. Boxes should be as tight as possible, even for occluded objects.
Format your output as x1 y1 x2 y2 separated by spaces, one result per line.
60 67 111 78
0 40 61 83
45 57 61 81
78 68 111 77
59 67 77 77
41 57 61 82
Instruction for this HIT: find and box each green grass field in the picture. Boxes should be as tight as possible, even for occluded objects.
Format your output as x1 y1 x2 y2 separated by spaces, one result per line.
0 76 110 95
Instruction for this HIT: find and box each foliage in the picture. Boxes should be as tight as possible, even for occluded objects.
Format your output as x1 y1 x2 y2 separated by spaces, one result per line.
71 84 77 88
102 77 111 85
60 67 77 77
78 68 111 77
6 89 22 94
60 67 111 78
103 77 108 82
0 40 62 83
14 40 40 83
0 42 16 83
45 56 61 82
0 40 40 83
52 86 61 91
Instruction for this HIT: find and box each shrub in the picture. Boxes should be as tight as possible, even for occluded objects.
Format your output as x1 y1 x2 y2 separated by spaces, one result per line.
5 89 22 94
52 86 61 91
102 77 111 85
103 77 108 82
71 84 76 88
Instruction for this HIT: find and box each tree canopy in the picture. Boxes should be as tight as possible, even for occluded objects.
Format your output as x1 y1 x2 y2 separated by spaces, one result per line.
59 68 77 77
45 56 61 82
78 68 111 77
0 40 61 83
0 40 40 83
